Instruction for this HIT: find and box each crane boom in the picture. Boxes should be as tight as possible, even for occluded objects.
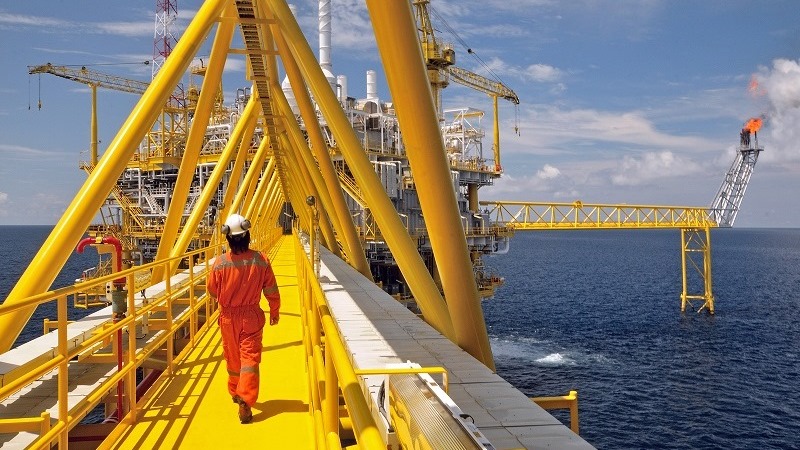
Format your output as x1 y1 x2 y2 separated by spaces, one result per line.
447 65 519 104
28 63 149 164
27 63 149 94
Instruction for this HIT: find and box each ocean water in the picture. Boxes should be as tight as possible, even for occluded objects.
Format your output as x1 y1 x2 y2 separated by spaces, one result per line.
2 226 798 447
484 228 800 449
0 226 98 347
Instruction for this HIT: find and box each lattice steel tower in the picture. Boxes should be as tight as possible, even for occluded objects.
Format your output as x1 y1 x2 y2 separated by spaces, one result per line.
710 119 764 227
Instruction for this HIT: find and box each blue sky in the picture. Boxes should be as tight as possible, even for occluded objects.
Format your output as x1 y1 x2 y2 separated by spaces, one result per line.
1 1 799 227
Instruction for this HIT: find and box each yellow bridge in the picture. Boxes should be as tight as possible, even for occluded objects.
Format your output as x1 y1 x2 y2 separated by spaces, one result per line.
481 201 719 314
0 231 588 449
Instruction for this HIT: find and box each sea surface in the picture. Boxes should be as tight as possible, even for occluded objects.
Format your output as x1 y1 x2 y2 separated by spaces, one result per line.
0 226 99 347
1 226 798 448
483 228 800 449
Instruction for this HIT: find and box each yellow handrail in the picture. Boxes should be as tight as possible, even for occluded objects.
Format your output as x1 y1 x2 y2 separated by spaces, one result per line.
294 231 386 449
532 390 580 435
0 242 228 447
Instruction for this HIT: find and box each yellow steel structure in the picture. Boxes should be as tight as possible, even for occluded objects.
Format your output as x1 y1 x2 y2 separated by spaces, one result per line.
2 0 742 446
3 0 493 374
481 200 718 313
368 0 494 368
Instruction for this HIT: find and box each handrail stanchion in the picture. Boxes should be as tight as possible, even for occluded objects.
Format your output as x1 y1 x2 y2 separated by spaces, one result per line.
126 272 138 423
56 293 69 449
189 255 196 345
164 260 174 374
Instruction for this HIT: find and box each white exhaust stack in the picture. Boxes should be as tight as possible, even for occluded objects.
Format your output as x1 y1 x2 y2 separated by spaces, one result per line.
337 75 348 103
367 70 378 100
319 0 336 89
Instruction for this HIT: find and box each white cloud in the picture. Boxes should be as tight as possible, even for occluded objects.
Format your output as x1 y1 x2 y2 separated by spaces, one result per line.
611 151 701 186
96 21 152 38
485 163 580 200
0 192 8 204
753 58 800 162
525 64 562 83
537 164 561 180
0 9 152 38
476 57 564 86
0 143 59 158
0 11 67 28
507 105 718 154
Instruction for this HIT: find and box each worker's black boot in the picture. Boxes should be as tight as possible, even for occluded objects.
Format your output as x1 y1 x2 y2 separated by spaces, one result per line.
235 396 253 424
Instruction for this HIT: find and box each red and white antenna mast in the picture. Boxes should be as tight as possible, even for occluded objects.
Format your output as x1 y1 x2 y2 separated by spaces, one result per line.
152 0 178 80
153 0 184 105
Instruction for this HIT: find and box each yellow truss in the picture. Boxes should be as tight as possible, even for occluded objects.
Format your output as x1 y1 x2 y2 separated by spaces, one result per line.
481 200 717 313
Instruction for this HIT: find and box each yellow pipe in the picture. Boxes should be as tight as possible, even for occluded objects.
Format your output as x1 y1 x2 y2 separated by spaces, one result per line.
57 294 68 447
219 113 258 220
273 88 341 257
152 6 234 283
276 130 338 253
257 29 340 255
168 94 261 270
250 158 276 220
532 390 580 434
267 0 455 341
232 129 271 214
0 0 227 352
272 28 371 279
242 156 276 219
299 237 385 449
257 171 280 223
365 0 494 368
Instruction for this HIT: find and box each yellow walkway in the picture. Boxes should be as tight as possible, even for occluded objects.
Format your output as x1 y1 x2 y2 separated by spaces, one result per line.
102 237 315 449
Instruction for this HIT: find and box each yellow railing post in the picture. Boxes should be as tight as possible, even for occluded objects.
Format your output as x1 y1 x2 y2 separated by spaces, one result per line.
189 255 196 346
532 390 580 435
165 261 174 374
126 273 138 424
324 333 339 438
57 293 69 449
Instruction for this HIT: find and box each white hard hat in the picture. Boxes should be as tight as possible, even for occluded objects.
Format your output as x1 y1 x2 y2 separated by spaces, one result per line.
222 214 251 236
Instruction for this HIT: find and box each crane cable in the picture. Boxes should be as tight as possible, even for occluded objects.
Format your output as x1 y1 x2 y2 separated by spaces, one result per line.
428 4 520 136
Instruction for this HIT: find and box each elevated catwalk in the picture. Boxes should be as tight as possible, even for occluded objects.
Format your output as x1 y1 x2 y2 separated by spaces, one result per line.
2 237 592 448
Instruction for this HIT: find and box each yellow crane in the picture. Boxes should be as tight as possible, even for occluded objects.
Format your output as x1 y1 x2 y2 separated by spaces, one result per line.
28 63 149 165
412 0 519 172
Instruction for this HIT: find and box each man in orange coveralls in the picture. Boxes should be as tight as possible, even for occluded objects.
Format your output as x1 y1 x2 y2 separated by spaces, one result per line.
207 214 281 424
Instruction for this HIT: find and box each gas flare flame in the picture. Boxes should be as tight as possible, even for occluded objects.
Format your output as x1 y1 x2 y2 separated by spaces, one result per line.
744 117 763 133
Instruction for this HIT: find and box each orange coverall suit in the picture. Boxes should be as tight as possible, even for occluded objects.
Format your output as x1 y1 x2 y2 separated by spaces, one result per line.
208 249 281 407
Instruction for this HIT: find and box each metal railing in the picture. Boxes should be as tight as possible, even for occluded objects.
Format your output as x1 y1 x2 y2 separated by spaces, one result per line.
0 242 228 448
295 229 455 449
295 230 384 449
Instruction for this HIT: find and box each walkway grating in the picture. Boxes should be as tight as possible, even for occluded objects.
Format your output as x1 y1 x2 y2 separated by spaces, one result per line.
101 237 314 449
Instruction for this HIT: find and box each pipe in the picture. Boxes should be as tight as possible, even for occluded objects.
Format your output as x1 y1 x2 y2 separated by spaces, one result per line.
76 236 124 285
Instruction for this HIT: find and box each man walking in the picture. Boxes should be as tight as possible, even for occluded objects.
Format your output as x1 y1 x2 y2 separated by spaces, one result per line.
207 214 281 423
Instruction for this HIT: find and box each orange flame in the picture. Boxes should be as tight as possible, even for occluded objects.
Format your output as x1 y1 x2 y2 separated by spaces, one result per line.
748 75 766 97
748 76 760 94
744 117 763 133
